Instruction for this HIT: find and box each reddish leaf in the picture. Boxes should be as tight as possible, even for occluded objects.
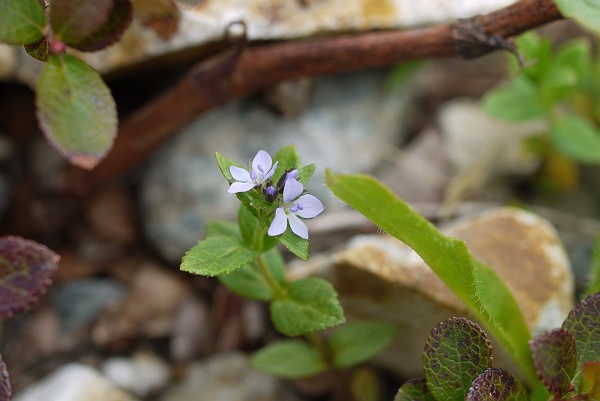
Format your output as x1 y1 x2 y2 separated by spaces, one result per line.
50 0 113 46
580 361 600 398
466 368 528 401
529 328 577 394
0 236 59 319
68 0 133 52
562 292 600 387
0 354 10 401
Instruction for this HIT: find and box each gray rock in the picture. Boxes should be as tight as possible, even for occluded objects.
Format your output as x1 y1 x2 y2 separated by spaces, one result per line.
159 352 301 401
102 352 171 398
13 363 139 401
140 69 412 261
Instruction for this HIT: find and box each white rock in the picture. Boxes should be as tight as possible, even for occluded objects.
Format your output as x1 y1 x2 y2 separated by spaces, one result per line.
102 353 171 398
13 364 139 401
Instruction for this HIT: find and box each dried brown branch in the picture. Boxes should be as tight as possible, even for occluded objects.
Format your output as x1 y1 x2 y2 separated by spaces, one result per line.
65 0 562 192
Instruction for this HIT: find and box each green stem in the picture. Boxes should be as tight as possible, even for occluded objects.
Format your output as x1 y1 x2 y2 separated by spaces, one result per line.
305 331 332 368
256 253 287 299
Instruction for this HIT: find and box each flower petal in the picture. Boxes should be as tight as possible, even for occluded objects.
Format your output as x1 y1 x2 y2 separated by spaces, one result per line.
287 213 309 239
228 181 256 193
268 208 288 236
264 161 279 181
294 194 324 219
252 150 272 177
283 178 303 204
230 166 251 182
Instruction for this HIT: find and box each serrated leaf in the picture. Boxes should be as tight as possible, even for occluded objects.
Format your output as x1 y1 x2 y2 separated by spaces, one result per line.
326 171 539 387
0 236 59 319
550 114 600 164
66 0 132 52
0 0 45 45
529 328 577 394
0 354 10 401
580 361 600 398
562 292 600 387
271 277 344 336
250 340 327 378
24 37 49 62
329 322 398 369
482 75 545 121
36 54 117 170
180 236 259 276
205 220 240 239
50 0 113 46
555 0 600 36
466 368 529 401
423 317 493 401
394 377 435 401
585 229 600 296
219 248 286 301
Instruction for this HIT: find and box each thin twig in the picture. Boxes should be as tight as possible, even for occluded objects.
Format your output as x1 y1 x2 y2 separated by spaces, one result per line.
65 0 562 192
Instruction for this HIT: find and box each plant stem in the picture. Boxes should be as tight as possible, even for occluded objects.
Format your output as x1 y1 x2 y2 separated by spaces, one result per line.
305 331 332 368
256 253 287 299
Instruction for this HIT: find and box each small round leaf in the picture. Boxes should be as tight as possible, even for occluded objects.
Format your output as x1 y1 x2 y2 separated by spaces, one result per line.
250 340 327 379
466 368 528 401
36 54 117 170
24 37 50 62
0 236 59 319
394 377 436 401
0 0 45 45
50 0 113 46
529 328 577 394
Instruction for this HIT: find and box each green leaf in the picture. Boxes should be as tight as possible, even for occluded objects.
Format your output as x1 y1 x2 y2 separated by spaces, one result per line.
385 61 423 92
550 114 600 164
218 248 286 301
482 75 545 121
350 368 380 401
326 171 539 387
180 236 259 276
585 228 600 296
562 292 600 387
0 236 60 319
36 54 117 170
423 318 493 401
205 220 240 239
466 368 529 401
250 340 327 378
0 0 45 45
554 39 591 84
0 353 10 401
511 32 552 81
297 163 317 186
272 145 301 183
24 37 50 62
555 0 600 36
529 328 577 394
580 361 600 398
271 277 344 336
394 378 435 401
238 205 278 252
329 322 397 369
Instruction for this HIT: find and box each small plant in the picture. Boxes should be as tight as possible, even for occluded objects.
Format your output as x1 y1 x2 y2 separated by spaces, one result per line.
0 236 60 401
0 0 133 169
394 292 600 401
180 146 397 397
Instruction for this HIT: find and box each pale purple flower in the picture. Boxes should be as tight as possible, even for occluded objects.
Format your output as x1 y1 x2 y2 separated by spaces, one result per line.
228 150 278 194
267 178 324 239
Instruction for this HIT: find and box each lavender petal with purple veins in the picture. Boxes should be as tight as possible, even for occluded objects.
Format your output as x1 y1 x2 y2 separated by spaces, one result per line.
228 150 278 194
268 178 324 239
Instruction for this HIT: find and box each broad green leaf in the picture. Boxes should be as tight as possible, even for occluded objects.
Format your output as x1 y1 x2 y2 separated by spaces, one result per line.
550 115 600 164
585 228 600 296
36 54 117 170
218 248 286 301
271 277 344 336
0 236 60 319
482 75 545 121
329 322 397 369
24 38 49 62
555 0 600 36
180 236 259 276
238 205 278 253
0 0 45 45
554 39 591 84
512 32 552 81
423 318 493 401
50 0 113 46
394 378 435 401
466 368 529 401
205 220 240 239
562 292 600 387
296 163 317 186
272 145 301 184
529 328 577 394
0 353 10 401
250 340 327 378
580 362 600 398
326 171 539 387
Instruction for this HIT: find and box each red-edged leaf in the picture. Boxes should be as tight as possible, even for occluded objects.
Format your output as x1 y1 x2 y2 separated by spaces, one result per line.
68 0 133 52
0 354 10 401
0 236 59 319
562 292 600 387
529 328 577 394
50 0 113 45
466 368 528 401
